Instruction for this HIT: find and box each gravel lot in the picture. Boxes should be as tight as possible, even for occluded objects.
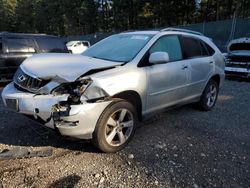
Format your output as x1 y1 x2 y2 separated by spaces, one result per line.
0 79 249 188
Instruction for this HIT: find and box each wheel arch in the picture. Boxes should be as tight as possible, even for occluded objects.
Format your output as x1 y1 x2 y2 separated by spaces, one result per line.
112 90 142 121
210 74 220 87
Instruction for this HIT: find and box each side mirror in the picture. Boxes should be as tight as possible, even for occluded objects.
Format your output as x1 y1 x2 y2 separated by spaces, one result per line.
149 52 169 64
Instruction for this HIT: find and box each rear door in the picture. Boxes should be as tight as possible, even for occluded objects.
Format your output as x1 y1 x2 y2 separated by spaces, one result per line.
179 35 215 98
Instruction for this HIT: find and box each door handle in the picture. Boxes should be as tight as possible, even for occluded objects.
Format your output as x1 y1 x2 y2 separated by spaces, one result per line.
182 65 188 70
209 61 214 64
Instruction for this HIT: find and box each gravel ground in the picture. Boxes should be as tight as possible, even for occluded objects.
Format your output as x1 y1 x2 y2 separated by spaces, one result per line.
0 79 249 188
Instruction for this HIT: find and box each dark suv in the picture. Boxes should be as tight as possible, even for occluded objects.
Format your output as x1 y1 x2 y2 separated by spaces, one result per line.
0 32 68 83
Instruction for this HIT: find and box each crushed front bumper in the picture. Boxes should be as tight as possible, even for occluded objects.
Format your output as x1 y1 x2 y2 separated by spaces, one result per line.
1 83 112 139
225 66 250 78
225 60 250 78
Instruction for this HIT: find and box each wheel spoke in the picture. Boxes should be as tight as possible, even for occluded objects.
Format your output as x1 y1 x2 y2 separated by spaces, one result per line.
211 88 216 95
123 120 133 128
119 109 127 122
210 85 214 92
210 97 214 103
206 93 211 99
106 129 117 144
117 131 126 144
107 117 117 127
207 97 211 106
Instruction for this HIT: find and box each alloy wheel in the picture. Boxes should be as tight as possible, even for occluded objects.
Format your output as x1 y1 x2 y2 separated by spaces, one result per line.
206 84 217 107
105 108 134 147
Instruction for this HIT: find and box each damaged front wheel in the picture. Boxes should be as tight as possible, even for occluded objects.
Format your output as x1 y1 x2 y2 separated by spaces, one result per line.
93 100 138 153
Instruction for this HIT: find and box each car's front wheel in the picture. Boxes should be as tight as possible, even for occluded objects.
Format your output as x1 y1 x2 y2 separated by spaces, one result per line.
198 79 219 111
92 100 138 153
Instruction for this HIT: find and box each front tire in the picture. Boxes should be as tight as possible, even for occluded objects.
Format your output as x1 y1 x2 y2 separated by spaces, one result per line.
92 100 138 153
198 80 219 111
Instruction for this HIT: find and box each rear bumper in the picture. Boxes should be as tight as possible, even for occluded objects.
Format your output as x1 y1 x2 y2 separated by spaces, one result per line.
1 83 111 139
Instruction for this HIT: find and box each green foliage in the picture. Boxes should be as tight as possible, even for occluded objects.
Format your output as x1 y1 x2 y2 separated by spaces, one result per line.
0 0 249 35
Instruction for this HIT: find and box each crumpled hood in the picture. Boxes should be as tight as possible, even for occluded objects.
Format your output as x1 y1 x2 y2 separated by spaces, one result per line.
20 53 122 82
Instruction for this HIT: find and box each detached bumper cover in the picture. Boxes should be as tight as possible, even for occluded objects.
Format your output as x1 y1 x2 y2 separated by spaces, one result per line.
1 83 112 139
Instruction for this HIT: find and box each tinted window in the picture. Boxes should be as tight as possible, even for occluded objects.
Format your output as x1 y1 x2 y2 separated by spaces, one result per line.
6 38 36 53
36 37 67 53
203 42 215 56
200 41 210 56
149 35 182 62
180 36 204 59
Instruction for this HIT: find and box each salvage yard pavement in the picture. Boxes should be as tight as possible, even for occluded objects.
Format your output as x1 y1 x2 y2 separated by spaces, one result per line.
0 79 249 188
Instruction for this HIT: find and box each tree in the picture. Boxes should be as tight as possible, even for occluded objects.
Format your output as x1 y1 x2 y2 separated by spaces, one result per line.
0 0 17 31
0 0 250 35
15 0 35 33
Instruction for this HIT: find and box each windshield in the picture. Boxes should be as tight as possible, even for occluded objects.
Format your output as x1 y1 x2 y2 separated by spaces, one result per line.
66 41 77 47
82 34 153 62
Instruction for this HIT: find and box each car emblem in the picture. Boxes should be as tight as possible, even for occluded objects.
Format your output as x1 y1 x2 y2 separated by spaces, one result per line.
17 74 26 82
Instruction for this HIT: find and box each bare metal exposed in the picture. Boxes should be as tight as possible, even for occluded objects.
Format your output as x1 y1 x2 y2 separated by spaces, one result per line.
2 29 225 152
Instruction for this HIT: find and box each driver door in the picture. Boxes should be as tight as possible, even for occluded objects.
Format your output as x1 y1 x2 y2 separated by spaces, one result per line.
146 35 189 113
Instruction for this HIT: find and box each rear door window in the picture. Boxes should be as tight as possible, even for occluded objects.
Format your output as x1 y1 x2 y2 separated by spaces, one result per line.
149 35 183 62
180 36 215 58
180 36 203 59
6 38 36 53
202 41 215 56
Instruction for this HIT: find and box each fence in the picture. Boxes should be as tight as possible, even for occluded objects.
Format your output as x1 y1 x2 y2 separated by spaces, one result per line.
177 18 250 52
66 18 250 52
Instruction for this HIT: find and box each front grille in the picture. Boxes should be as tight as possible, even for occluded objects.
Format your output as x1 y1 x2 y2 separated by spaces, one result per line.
14 68 49 93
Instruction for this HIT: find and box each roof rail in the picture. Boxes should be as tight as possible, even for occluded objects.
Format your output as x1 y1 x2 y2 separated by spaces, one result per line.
160 27 203 36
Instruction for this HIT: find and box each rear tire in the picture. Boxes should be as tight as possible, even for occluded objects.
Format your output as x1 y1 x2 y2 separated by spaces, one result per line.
92 99 138 153
198 80 219 111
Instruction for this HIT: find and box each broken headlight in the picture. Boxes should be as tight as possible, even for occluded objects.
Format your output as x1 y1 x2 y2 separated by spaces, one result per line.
52 78 92 103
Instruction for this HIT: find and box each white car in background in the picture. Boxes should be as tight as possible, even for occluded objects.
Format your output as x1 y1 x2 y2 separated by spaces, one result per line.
66 40 90 54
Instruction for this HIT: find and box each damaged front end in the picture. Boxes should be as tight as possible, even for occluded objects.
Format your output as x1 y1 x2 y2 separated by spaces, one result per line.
2 73 112 139
225 38 250 78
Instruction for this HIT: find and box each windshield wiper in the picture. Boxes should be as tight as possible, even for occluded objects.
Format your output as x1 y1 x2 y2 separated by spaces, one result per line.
91 56 126 63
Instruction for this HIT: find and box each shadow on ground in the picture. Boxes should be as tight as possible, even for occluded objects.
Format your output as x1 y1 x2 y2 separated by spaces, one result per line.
47 174 81 188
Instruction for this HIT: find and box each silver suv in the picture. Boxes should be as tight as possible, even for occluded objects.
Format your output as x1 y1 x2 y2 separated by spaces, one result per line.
1 28 225 152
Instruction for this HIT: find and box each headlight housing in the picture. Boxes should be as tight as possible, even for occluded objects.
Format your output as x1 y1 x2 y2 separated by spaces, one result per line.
52 78 92 103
